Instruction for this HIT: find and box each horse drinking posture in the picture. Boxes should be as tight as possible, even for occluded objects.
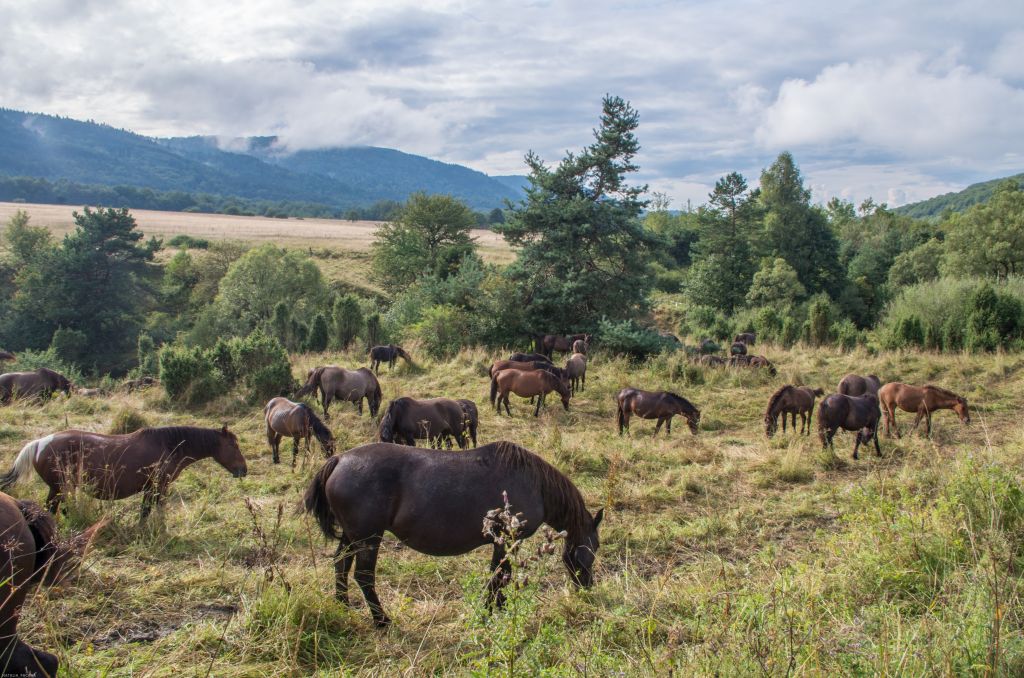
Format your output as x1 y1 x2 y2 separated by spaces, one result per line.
378 397 472 448
616 388 700 436
0 426 247 520
0 368 71 404
565 353 587 394
817 394 881 459
295 366 382 419
765 385 825 437
492 369 571 417
302 441 603 627
264 397 335 467
0 493 104 677
877 383 970 438
369 345 412 374
837 373 882 397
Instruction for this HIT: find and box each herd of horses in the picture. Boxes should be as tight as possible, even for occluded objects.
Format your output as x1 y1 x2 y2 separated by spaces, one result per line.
0 331 975 672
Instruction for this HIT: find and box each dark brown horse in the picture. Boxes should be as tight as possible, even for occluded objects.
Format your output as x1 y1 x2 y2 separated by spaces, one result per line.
817 394 882 459
0 368 71 404
728 354 777 375
264 397 335 467
508 352 551 364
378 397 470 448
765 385 825 437
564 353 587 394
0 493 105 677
493 369 571 417
734 332 756 346
837 373 882 397
696 354 726 367
616 388 700 436
369 345 411 374
878 383 970 438
303 441 603 627
295 366 382 419
537 334 590 358
730 341 748 356
0 426 247 520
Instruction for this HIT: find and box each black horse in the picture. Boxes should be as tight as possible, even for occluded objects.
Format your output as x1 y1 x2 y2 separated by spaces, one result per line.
818 393 882 459
369 345 411 373
509 352 552 364
303 441 603 627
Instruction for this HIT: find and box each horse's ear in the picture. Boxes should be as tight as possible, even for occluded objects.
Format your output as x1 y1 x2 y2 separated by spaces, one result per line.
593 508 604 528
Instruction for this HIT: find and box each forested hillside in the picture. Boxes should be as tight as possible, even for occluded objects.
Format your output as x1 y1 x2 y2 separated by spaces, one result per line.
895 172 1024 219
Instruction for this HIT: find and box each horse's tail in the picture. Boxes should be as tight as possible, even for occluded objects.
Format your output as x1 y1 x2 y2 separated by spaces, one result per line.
378 398 405 442
295 367 325 398
302 456 341 540
817 397 830 446
490 373 499 406
17 500 106 586
371 379 383 416
616 392 627 434
0 438 40 491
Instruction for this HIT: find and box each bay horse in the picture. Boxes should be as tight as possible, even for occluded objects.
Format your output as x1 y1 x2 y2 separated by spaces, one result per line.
378 397 470 448
264 397 335 467
369 345 411 374
508 352 551 364
493 369 571 417
0 493 105 677
489 361 568 406
616 388 700 436
765 385 825 437
817 394 881 459
456 399 479 447
0 368 71 404
565 353 587 394
734 332 756 346
877 383 969 438
0 426 247 520
302 441 603 627
537 334 590 358
837 373 882 397
295 366 382 419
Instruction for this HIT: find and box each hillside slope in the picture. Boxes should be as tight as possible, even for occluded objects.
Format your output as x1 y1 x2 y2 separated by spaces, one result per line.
895 172 1024 218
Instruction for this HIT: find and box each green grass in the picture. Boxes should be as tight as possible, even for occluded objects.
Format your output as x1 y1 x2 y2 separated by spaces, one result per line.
5 344 1023 675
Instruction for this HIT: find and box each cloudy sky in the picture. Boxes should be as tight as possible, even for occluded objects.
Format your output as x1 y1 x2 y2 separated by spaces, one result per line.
2 0 1022 207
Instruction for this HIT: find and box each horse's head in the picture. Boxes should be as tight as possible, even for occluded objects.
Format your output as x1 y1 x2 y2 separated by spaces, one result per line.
856 426 876 444
2 639 59 678
813 387 826 397
686 408 701 435
764 413 777 438
215 425 247 478
556 376 571 410
564 508 603 588
956 397 970 425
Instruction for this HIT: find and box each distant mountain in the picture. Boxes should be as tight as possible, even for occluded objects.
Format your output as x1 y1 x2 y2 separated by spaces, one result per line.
895 172 1024 219
0 108 525 210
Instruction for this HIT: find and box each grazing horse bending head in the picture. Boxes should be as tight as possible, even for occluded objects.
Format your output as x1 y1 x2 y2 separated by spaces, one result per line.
877 382 970 438
764 385 824 437
265 397 336 467
817 393 882 459
616 388 700 436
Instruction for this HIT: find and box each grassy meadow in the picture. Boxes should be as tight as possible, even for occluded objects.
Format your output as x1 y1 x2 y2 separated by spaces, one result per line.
3 342 1023 676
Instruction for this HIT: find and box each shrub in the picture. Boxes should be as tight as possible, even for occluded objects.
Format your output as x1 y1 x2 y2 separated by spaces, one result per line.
410 305 471 359
167 234 210 249
137 334 158 376
364 312 382 348
966 283 1023 352
332 294 363 349
109 407 149 434
159 344 225 405
50 326 89 365
306 313 329 352
832 318 860 351
230 330 293 402
806 295 833 346
597 318 675 360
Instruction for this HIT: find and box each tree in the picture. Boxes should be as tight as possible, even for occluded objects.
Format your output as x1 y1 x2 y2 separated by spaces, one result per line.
307 313 330 352
487 207 505 225
332 294 363 348
496 95 658 332
746 258 805 308
3 210 51 266
888 239 943 287
943 180 1024 279
371 193 478 292
686 173 758 311
758 153 844 297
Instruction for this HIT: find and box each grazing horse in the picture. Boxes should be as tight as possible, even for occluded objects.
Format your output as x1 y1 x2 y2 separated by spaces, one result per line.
509 352 551 364
616 388 700 436
122 376 157 393
264 397 335 467
0 350 15 361
765 385 825 437
302 441 603 627
537 334 590 358
295 366 382 419
369 345 412 374
571 338 589 354
456 399 479 447
0 426 247 520
0 493 105 677
729 354 777 375
817 394 882 459
878 383 970 438
838 373 882 397
378 397 470 448
730 341 748 356
696 354 726 367
493 369 571 417
565 353 587 394
734 332 756 346
489 360 565 380
0 368 72 404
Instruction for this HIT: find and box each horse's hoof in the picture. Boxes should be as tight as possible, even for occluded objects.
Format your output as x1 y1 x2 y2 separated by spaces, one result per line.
373 616 392 629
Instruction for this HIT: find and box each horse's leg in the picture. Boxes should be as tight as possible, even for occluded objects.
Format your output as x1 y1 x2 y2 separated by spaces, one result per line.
653 417 664 436
911 408 925 435
45 484 61 514
140 484 157 522
334 535 354 605
271 433 282 464
874 428 882 457
353 536 390 627
322 393 331 420
666 416 672 436
292 436 300 469
502 392 512 417
926 411 933 438
487 543 511 609
533 395 542 417
782 414 787 433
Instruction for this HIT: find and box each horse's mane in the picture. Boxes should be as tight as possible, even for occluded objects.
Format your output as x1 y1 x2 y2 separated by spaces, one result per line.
665 391 697 415
378 398 409 442
295 367 326 397
765 385 793 419
300 404 333 444
135 426 226 456
489 441 589 538
923 384 960 399
16 499 58 584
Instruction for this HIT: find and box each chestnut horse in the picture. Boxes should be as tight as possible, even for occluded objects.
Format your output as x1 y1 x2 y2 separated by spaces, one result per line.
378 397 470 448
877 383 970 438
0 368 72 404
765 385 825 437
616 388 700 436
0 493 104 676
0 426 247 520
264 397 335 467
369 345 411 374
837 373 882 397
302 441 602 627
493 369 571 417
295 366 382 419
817 394 881 459
565 353 587 394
